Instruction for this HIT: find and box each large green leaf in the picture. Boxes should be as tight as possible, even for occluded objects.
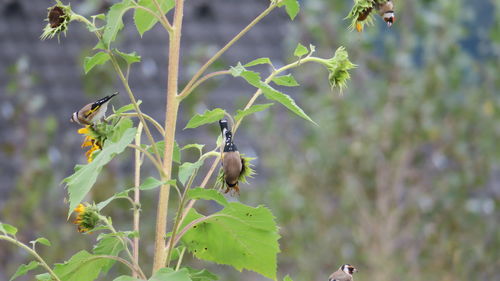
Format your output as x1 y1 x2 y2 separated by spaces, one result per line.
185 109 226 129
234 103 274 122
52 250 109 281
258 82 317 125
84 52 111 74
149 268 192 281
180 203 280 280
10 261 39 281
277 0 300 20
64 122 136 217
134 0 175 36
187 188 228 207
103 0 134 48
93 234 125 273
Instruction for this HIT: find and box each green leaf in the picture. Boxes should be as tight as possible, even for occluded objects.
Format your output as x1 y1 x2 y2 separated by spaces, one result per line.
230 63 262 88
258 82 317 125
146 141 181 163
114 100 142 115
84 52 111 74
283 275 294 281
184 267 219 281
277 0 300 20
52 250 109 281
103 0 134 48
96 188 133 210
149 268 192 281
35 273 50 281
114 49 141 65
113 276 141 281
10 261 39 281
64 125 137 217
139 177 162 190
134 0 175 36
0 222 18 236
185 108 226 129
293 43 308 57
182 144 205 153
33 237 51 247
180 203 280 280
187 187 228 207
93 234 125 273
244 57 272 67
178 159 205 186
234 103 274 122
272 74 299 87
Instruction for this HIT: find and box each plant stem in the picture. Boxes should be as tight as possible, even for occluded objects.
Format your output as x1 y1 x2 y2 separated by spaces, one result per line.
108 55 163 165
177 70 231 100
128 144 164 177
179 2 278 98
165 169 197 267
152 0 185 273
132 123 143 278
175 247 186 270
150 0 174 32
0 235 62 281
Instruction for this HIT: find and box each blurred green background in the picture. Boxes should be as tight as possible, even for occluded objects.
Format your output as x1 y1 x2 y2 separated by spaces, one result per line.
0 0 499 280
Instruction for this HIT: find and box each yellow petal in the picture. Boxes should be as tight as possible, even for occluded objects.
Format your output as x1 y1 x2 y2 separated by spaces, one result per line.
356 22 363 32
77 127 90 134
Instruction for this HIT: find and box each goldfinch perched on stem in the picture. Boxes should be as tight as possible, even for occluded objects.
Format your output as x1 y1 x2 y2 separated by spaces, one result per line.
219 119 245 195
70 92 118 126
328 264 358 281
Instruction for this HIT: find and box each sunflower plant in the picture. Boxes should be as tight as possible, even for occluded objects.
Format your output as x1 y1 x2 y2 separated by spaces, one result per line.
1 0 359 280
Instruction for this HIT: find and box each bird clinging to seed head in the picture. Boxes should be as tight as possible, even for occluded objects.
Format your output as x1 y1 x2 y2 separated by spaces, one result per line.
328 264 358 281
375 0 395 27
70 92 118 126
219 119 245 195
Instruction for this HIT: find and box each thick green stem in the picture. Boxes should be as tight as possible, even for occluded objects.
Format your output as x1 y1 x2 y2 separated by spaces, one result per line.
0 235 62 281
152 0 184 273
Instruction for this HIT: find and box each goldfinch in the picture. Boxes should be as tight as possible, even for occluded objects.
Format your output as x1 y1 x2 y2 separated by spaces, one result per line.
328 264 358 281
375 0 395 27
70 92 118 126
219 119 244 195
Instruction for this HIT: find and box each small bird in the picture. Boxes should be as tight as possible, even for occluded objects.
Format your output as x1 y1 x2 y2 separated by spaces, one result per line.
70 92 118 126
375 0 395 27
328 264 358 281
219 119 244 195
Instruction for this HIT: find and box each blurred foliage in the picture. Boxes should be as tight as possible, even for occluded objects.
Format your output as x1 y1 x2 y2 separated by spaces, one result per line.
244 0 500 280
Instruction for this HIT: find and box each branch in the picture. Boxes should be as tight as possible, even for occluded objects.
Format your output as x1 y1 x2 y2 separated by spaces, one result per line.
0 235 62 281
179 2 279 98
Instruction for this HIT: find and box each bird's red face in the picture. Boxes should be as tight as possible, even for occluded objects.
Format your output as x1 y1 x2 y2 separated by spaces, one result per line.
383 12 395 27
342 264 358 275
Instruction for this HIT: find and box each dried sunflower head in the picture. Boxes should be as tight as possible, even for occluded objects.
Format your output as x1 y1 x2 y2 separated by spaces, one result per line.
41 1 72 40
